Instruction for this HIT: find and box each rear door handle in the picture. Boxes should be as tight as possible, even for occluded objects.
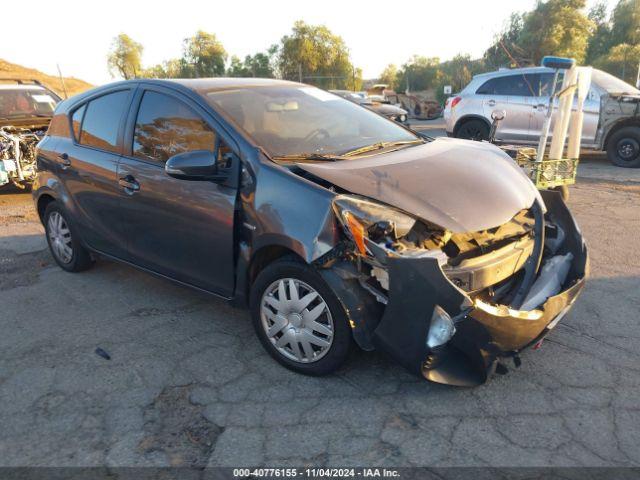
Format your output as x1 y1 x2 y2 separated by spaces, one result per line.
58 152 71 167
533 104 547 110
118 176 140 192
487 99 496 107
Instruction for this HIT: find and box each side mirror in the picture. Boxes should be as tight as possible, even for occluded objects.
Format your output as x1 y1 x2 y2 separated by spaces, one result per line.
165 150 228 182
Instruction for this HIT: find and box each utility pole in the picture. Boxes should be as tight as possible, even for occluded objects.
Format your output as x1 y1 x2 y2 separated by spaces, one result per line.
298 63 302 83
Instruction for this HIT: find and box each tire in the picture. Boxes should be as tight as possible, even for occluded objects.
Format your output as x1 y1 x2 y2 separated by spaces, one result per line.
456 119 490 141
606 126 640 168
43 202 93 272
250 256 352 376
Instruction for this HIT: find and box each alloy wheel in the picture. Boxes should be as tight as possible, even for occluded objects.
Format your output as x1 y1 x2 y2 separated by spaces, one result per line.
47 211 73 264
617 138 639 162
260 278 334 363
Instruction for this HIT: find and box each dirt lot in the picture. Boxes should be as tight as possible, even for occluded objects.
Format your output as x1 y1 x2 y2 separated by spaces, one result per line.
1 159 639 467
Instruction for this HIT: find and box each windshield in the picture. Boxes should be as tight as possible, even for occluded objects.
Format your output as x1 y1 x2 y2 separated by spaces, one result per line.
0 89 58 118
592 70 640 95
204 85 417 157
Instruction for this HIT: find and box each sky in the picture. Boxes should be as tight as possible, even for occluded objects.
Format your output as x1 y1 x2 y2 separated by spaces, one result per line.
0 0 614 86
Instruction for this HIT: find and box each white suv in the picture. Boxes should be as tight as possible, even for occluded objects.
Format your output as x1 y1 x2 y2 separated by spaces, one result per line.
444 66 602 146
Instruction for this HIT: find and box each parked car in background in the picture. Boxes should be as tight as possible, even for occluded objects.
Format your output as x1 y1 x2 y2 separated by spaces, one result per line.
444 66 640 167
34 78 586 386
330 89 408 123
0 80 61 189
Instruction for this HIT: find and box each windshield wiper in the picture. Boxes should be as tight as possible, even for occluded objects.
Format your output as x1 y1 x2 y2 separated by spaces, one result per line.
342 139 424 157
272 153 348 162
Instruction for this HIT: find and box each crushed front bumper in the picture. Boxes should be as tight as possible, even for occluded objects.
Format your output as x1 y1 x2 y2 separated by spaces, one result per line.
371 191 588 386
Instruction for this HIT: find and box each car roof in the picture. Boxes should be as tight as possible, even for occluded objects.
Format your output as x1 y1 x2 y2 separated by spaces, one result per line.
473 66 554 79
155 77 305 91
0 84 47 91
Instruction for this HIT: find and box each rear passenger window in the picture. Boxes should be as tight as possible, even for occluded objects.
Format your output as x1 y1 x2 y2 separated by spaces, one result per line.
132 91 216 163
80 90 129 153
476 75 538 97
71 104 85 141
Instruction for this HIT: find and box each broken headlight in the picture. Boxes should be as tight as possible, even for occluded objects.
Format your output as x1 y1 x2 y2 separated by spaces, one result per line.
426 305 456 349
332 195 416 254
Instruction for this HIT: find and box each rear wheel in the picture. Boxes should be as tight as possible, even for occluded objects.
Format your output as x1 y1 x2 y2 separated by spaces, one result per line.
250 256 351 376
456 119 490 141
44 202 93 272
606 126 640 168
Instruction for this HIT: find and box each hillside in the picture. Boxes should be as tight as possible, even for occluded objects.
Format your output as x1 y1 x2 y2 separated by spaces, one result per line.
0 59 93 98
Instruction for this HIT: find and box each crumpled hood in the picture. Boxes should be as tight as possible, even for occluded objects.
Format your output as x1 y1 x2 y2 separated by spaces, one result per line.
298 137 542 233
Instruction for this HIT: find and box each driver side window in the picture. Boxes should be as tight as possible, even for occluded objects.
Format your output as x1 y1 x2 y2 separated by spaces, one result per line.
133 91 217 163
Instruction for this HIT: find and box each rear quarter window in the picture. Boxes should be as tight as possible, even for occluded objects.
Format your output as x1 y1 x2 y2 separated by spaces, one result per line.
71 104 86 141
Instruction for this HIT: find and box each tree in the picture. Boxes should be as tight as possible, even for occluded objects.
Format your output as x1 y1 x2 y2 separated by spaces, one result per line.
276 20 357 89
518 0 594 65
594 43 640 83
610 0 640 46
484 13 527 69
181 31 227 78
227 48 276 78
142 58 183 79
107 34 143 79
586 1 613 63
396 56 441 93
484 0 593 69
378 64 398 90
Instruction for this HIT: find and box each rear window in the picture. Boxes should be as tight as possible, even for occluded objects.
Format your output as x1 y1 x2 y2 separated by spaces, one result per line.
79 90 130 153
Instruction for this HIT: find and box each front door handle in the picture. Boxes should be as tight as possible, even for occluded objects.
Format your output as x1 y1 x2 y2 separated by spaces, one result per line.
487 99 496 107
533 104 547 110
58 152 71 167
118 176 140 192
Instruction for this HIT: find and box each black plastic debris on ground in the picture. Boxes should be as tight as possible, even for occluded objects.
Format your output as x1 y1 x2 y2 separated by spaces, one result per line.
94 347 111 360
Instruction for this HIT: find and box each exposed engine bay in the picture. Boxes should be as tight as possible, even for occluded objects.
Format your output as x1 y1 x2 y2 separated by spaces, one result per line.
0 126 44 189
329 194 573 314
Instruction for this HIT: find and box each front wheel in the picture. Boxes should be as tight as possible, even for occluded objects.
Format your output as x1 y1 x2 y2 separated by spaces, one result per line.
456 119 490 141
250 257 352 376
606 126 640 168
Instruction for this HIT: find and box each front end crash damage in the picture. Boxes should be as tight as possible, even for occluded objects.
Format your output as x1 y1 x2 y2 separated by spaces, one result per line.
316 190 587 386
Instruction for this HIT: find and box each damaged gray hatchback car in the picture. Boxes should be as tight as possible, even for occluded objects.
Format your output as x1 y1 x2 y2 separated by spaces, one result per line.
34 78 587 386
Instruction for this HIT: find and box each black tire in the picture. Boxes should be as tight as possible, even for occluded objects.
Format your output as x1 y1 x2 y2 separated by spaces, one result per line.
43 202 93 272
250 256 352 376
456 119 490 141
606 126 640 168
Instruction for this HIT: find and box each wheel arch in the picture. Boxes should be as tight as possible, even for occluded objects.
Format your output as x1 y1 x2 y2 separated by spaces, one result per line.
453 114 491 137
36 193 57 223
603 118 640 150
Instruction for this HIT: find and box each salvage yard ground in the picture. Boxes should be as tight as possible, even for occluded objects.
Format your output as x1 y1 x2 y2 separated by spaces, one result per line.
1 120 639 467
